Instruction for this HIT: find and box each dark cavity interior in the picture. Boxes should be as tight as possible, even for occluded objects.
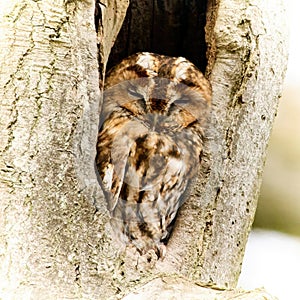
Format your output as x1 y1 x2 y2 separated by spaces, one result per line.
106 0 209 73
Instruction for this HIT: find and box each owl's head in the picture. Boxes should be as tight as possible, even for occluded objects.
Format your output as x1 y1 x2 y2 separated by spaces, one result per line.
102 52 212 129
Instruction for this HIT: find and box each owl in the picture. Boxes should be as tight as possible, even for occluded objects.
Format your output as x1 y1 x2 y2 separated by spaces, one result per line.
96 52 211 258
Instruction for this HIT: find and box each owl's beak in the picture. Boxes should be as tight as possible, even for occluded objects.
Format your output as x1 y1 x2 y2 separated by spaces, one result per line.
145 113 162 131
152 114 159 130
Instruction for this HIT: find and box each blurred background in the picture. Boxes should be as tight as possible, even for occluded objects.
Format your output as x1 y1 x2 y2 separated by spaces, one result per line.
239 1 300 299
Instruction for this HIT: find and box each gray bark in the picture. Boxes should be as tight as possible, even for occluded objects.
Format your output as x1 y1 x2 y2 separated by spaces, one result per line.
0 0 112 298
0 0 288 299
122 277 278 300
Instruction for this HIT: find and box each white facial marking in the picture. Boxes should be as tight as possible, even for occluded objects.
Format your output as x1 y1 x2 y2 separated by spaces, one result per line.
136 53 157 76
174 57 190 80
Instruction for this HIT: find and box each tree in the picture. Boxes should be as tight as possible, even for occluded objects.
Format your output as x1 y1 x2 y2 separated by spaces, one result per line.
0 0 288 299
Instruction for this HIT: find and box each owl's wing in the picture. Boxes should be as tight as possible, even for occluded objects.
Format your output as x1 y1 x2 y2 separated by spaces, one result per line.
111 131 199 248
96 113 150 212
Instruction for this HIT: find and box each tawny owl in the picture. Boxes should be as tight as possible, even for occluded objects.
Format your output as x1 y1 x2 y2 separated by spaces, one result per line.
96 52 211 258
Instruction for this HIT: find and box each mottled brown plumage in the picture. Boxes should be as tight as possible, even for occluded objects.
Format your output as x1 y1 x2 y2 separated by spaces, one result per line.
96 52 211 258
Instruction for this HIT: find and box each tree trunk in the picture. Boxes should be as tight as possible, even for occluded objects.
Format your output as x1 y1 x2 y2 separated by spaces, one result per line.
0 0 288 299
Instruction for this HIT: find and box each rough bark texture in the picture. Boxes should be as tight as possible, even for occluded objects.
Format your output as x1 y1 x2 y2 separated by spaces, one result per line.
0 0 118 298
122 277 278 300
191 0 288 287
0 0 288 299
96 0 129 83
